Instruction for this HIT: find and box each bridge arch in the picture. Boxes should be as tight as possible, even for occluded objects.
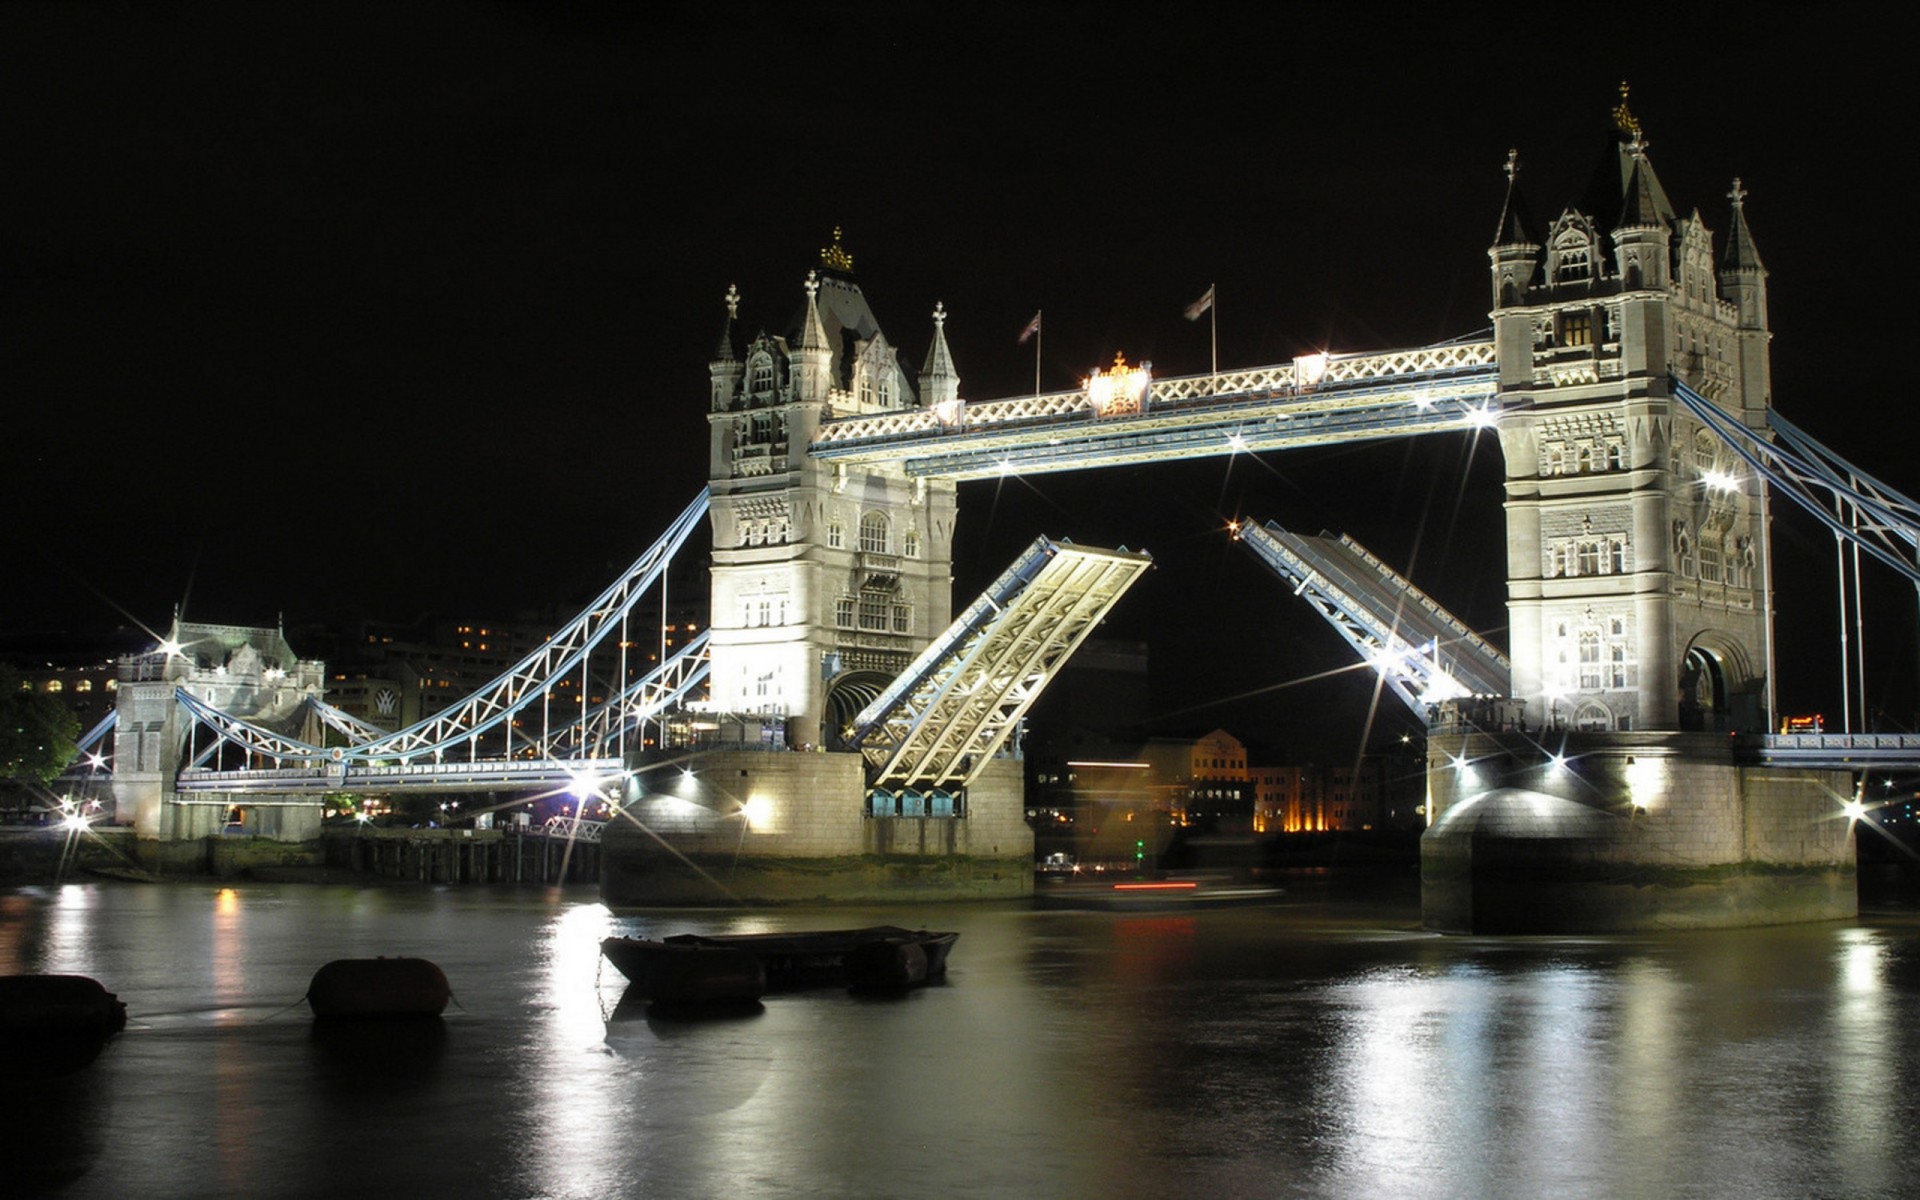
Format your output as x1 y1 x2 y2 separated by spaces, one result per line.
1679 629 1761 734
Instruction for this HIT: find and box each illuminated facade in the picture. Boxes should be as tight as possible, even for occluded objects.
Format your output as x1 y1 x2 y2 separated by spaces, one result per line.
705 235 959 747
1491 90 1772 734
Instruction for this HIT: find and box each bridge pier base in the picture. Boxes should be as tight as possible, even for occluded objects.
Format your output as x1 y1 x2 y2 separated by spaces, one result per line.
602 750 1033 906
1422 731 1857 933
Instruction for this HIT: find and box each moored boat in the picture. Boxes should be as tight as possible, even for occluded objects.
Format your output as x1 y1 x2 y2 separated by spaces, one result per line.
1033 876 1285 911
601 925 957 1004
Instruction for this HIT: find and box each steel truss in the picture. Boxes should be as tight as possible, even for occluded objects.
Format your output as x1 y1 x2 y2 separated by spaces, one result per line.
849 537 1153 788
811 339 1501 480
157 490 709 791
1674 379 1920 586
1237 519 1510 716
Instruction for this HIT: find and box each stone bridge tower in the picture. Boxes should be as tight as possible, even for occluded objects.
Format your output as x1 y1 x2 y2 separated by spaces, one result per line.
1489 90 1773 736
704 233 959 748
1421 94 1852 934
111 619 327 844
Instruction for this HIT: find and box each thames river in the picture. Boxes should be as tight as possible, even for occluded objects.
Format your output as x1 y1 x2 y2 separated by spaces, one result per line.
5 875 1919 1199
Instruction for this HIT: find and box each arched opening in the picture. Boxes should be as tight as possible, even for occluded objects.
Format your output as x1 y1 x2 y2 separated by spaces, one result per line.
1678 645 1728 732
824 670 893 749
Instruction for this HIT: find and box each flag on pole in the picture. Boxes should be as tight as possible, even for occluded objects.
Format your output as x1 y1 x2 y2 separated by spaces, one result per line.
1184 284 1215 322
1017 310 1042 345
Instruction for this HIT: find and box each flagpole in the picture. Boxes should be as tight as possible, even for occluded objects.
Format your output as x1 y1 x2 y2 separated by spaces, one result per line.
1034 309 1042 398
1210 283 1218 393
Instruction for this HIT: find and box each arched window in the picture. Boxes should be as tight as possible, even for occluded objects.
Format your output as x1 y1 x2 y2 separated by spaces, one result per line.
748 356 776 397
859 512 889 554
1578 629 1602 689
904 529 921 558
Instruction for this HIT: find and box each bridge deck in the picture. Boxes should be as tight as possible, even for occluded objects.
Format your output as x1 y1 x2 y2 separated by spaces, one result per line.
811 342 1499 479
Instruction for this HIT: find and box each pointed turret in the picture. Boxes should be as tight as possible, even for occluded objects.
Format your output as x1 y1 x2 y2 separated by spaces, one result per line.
919 301 960 412
792 270 833 404
1492 148 1540 249
1719 178 1771 417
709 283 744 412
1490 149 1542 314
1610 132 1672 291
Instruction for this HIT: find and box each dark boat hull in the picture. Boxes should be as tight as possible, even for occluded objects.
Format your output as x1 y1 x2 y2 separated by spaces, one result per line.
601 926 957 1003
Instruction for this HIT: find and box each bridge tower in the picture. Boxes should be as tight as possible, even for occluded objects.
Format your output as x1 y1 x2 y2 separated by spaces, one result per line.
1423 93 1854 932
110 619 327 851
1490 92 1774 736
704 233 958 748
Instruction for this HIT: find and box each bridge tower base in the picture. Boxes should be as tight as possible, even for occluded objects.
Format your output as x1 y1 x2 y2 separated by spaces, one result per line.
600 750 1033 906
1422 731 1857 933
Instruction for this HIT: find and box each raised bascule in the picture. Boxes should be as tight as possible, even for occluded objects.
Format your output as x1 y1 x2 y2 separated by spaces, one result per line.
63 98 1920 928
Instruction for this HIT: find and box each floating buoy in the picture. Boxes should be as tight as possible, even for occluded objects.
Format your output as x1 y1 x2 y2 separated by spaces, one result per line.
0 974 128 1078
306 957 450 1019
0 974 128 1035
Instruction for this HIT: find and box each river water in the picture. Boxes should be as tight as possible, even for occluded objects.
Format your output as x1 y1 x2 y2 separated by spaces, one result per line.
5 874 1919 1200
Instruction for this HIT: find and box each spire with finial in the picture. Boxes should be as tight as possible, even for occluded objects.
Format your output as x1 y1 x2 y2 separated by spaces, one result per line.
791 269 833 403
1721 177 1765 274
713 282 741 363
921 300 960 410
1612 81 1641 140
1492 147 1538 247
820 226 854 274
796 269 828 351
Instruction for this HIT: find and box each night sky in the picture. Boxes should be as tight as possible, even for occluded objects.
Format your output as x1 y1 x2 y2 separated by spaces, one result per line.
4 4 1909 753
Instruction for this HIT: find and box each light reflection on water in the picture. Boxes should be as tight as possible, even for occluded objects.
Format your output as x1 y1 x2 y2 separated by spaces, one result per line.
4 880 1919 1199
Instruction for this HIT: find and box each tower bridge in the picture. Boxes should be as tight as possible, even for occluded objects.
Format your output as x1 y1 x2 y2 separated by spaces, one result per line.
58 100 1920 928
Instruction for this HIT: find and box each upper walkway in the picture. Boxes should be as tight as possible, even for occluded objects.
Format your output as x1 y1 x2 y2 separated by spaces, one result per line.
811 340 1501 479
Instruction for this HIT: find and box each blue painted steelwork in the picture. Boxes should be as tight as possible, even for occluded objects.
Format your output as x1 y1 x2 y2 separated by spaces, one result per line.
1733 732 1920 770
162 491 712 792
1236 518 1510 717
1674 379 1920 586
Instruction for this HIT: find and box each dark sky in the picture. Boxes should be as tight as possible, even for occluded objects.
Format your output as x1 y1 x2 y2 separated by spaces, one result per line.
4 3 1910 753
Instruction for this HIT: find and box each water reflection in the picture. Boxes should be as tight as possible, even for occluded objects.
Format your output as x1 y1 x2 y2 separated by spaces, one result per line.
4 885 1920 1198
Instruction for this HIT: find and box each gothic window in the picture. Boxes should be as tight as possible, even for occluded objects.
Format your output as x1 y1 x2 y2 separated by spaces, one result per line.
1694 432 1717 475
1578 628 1602 690
859 512 889 554
1545 545 1562 578
1575 442 1595 473
1560 311 1593 347
858 369 875 406
904 529 921 558
892 605 910 633
1606 440 1626 471
827 521 845 549
877 374 894 407
1550 221 1596 285
749 356 776 397
1699 537 1723 583
858 593 889 631
756 599 773 628
1609 539 1626 574
835 597 855 629
1544 442 1565 475
1577 541 1601 576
